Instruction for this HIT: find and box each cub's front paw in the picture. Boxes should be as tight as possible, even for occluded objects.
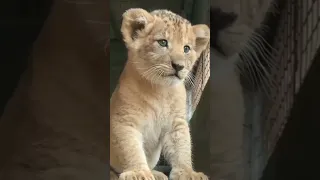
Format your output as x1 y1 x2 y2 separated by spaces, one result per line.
119 169 155 180
169 168 208 180
152 170 168 180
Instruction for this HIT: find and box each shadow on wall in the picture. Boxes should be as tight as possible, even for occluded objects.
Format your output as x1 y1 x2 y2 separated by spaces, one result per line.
0 1 108 179
0 0 53 116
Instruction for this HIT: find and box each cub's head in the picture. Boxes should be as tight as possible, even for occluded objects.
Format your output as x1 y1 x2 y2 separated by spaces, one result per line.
121 8 210 86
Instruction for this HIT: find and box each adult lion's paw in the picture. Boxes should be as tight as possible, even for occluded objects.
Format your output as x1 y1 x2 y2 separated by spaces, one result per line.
169 168 208 180
119 169 155 180
152 170 168 180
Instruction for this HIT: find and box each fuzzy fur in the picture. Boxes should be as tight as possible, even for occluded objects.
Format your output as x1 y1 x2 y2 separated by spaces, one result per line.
110 8 209 180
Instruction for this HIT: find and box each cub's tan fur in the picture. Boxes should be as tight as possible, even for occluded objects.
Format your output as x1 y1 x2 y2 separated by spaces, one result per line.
110 8 210 180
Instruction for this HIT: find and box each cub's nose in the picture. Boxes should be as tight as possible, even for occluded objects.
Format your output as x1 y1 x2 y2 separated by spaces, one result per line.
171 62 184 72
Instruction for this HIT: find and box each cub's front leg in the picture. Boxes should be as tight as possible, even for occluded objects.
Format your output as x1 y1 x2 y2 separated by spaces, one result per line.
162 118 209 180
111 120 155 180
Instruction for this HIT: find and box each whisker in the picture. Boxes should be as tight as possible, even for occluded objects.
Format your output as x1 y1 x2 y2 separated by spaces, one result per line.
244 32 280 98
142 66 158 77
240 50 259 89
187 73 196 90
250 34 278 66
184 75 191 89
247 58 272 98
252 31 279 55
243 43 276 99
141 66 157 79
150 68 161 87
188 73 196 89
146 69 156 87
155 69 164 85
248 37 278 83
247 36 278 70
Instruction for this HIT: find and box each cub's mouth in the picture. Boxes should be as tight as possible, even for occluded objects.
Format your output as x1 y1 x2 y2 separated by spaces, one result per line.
168 73 182 79
164 72 183 80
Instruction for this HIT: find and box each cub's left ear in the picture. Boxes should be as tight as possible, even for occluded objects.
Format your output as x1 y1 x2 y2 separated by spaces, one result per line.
192 24 210 57
121 8 155 48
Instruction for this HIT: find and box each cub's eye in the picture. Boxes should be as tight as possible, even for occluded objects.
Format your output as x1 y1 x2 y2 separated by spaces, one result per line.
184 45 191 53
157 39 168 47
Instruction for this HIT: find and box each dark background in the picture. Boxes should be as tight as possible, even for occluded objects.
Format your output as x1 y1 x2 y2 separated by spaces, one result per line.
0 0 53 116
261 53 320 180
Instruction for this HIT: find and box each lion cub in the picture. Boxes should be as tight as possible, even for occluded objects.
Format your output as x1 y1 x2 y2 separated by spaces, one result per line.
110 8 210 180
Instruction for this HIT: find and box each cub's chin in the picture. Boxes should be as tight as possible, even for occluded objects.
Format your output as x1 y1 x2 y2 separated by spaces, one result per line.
164 71 187 85
148 75 184 87
168 76 185 86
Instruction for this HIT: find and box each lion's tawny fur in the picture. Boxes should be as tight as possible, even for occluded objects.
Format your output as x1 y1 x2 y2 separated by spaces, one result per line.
110 8 210 180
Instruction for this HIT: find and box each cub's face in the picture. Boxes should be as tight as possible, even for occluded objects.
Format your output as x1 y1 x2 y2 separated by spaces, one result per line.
121 8 210 86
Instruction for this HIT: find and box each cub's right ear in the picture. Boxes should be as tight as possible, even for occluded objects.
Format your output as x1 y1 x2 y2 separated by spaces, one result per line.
121 8 155 47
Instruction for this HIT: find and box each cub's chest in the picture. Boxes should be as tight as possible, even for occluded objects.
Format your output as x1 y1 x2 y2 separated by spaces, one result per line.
152 95 186 118
141 87 187 127
141 91 187 147
144 96 186 130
